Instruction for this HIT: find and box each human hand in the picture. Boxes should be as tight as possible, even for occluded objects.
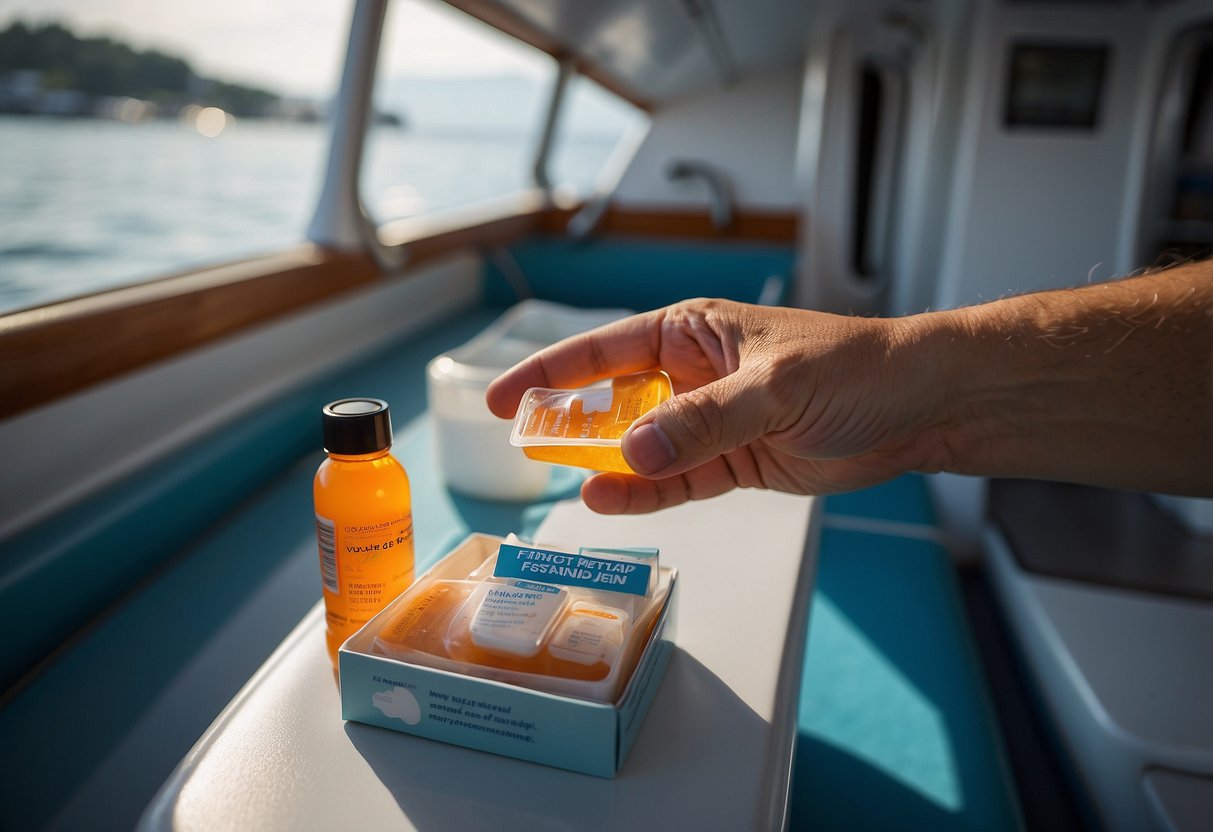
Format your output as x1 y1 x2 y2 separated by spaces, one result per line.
486 298 947 514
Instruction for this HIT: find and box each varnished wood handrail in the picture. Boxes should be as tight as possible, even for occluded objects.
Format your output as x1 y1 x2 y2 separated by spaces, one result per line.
0 201 798 420
0 246 384 420
540 205 800 242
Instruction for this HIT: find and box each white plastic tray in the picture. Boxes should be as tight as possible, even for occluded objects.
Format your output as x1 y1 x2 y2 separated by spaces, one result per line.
141 489 820 831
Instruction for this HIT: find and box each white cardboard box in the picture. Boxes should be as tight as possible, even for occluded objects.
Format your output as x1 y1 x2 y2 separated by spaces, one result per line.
339 533 677 777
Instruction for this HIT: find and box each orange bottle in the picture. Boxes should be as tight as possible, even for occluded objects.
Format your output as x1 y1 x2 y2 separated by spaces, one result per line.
314 398 415 668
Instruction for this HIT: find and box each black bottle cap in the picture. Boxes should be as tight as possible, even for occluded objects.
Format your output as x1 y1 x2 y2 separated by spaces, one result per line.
322 398 393 455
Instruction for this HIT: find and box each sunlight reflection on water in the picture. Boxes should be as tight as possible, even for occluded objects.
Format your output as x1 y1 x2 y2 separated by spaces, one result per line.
0 115 614 314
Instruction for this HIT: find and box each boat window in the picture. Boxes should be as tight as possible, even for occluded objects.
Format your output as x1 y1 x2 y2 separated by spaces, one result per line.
360 0 556 227
853 63 884 279
0 1 350 315
548 75 648 200
852 59 905 283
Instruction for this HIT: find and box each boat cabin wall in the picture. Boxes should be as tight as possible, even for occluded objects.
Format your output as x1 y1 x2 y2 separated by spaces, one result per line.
610 67 804 215
788 0 1213 548
933 0 1212 310
930 0 1213 545
788 0 1212 309
0 256 482 542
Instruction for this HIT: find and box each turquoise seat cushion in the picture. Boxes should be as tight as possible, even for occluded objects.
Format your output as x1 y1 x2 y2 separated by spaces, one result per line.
483 237 795 311
0 308 503 695
822 473 937 526
791 524 1020 830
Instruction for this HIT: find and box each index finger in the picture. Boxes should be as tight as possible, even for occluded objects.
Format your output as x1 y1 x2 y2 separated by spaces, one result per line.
485 308 664 418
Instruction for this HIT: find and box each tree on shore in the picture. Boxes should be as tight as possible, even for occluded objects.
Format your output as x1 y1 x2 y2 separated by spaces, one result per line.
0 20 278 116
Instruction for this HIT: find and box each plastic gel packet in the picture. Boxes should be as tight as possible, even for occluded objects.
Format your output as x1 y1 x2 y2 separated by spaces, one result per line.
509 370 672 473
370 534 670 702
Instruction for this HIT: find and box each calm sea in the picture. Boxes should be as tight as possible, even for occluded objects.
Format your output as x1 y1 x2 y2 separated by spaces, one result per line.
0 115 612 315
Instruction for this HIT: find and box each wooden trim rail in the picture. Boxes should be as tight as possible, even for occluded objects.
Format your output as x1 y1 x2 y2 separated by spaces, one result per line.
541 205 800 242
0 246 381 420
0 202 798 420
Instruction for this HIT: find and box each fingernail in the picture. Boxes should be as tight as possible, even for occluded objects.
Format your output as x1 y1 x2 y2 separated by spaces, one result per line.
625 422 676 474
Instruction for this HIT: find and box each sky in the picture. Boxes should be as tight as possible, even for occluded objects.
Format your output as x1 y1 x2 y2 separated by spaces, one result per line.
0 0 549 98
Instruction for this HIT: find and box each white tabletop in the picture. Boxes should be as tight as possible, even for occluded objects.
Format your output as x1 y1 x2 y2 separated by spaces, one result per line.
141 489 819 831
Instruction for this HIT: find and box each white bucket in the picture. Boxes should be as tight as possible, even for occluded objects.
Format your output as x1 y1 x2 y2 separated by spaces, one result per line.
427 300 631 501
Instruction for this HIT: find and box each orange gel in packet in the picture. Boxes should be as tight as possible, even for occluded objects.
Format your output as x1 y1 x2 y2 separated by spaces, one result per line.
509 371 673 473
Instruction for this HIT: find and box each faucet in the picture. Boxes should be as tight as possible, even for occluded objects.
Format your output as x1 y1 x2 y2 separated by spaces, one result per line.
665 159 734 230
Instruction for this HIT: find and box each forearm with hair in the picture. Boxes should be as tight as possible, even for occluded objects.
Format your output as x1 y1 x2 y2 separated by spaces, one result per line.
914 260 1213 495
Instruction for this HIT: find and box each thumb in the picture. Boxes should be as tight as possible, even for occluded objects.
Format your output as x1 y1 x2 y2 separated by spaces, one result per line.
621 370 776 477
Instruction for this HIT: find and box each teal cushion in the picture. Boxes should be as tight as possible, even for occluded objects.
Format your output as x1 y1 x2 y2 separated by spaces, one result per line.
484 237 794 311
791 525 1020 830
822 474 937 526
0 309 505 695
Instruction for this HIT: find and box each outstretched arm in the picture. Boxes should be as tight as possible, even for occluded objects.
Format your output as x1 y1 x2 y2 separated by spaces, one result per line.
486 259 1213 513
921 258 1212 496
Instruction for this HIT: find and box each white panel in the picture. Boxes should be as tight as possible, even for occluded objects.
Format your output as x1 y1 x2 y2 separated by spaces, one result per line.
1144 769 1213 832
141 490 819 831
791 1 951 315
504 0 814 103
793 21 887 314
1155 495 1213 534
934 3 1210 309
887 0 975 317
0 255 482 542
612 67 802 210
985 529 1213 832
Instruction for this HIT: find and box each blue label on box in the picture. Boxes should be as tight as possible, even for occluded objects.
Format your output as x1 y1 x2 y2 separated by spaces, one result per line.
495 544 652 596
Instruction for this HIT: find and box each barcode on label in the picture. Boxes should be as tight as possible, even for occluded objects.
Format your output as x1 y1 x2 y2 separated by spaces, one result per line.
316 516 338 593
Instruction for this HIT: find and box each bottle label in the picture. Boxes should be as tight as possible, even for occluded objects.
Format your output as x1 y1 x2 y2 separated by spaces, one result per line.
316 512 414 630
316 516 339 593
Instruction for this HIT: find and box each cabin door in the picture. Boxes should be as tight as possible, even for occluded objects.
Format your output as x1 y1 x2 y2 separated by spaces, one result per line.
794 15 925 316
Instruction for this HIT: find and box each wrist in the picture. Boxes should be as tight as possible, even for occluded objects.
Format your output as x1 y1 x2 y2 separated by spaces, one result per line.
887 305 1013 478
893 267 1213 493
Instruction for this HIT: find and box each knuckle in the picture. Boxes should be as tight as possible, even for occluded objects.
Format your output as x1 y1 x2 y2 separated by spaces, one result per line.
719 353 805 438
587 337 610 378
667 297 727 323
664 299 703 327
758 352 801 411
680 297 714 311
689 297 735 324
665 387 725 452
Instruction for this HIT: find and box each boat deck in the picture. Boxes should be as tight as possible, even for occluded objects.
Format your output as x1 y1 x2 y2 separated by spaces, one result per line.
0 293 1020 830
